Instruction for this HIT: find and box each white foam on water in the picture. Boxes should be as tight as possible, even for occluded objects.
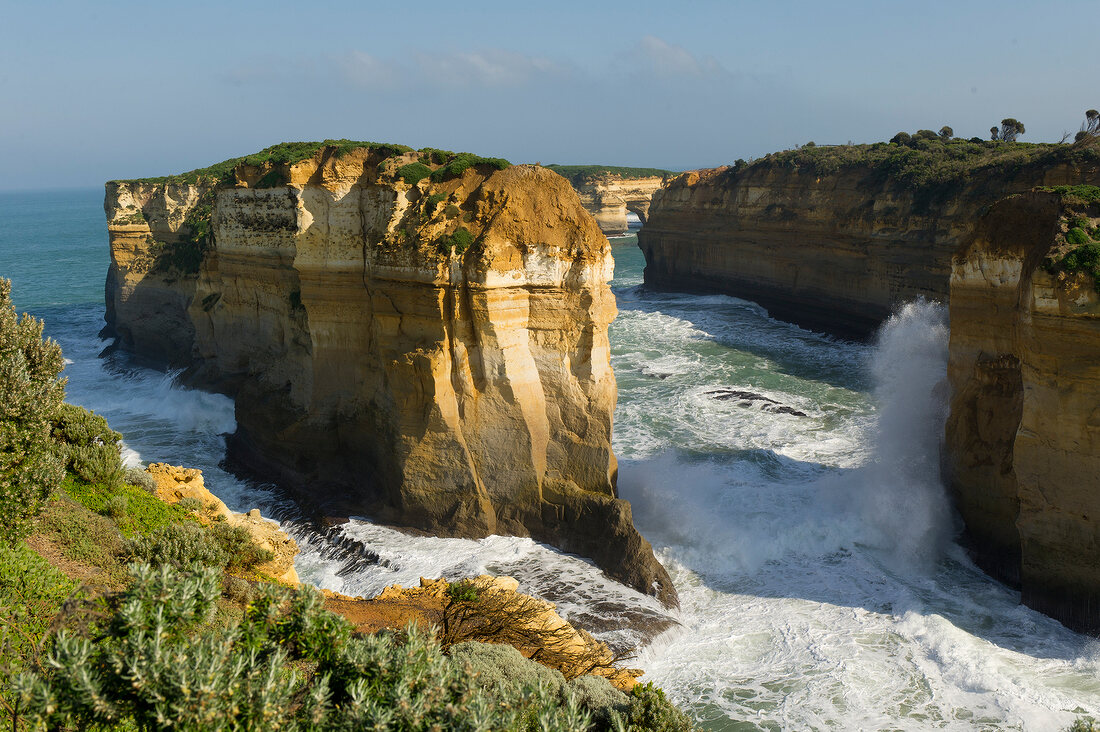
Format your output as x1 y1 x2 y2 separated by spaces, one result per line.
616 299 1100 729
43 281 1100 729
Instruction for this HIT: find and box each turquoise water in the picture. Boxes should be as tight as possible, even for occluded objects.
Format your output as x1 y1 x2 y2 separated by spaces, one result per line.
2 193 1100 730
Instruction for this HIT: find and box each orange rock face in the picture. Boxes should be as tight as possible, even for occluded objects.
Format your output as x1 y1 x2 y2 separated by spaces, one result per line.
104 147 676 607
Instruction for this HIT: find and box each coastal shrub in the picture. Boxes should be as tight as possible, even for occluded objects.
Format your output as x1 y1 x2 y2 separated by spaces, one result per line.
123 520 273 572
451 640 567 694
9 564 609 731
425 192 447 210
177 496 203 513
124 465 156 492
1041 184 1100 203
36 495 124 565
397 161 432 185
429 153 511 183
437 226 475 255
738 135 1100 208
125 521 227 568
615 682 695 732
101 494 129 521
0 278 66 545
567 674 630 726
209 522 274 571
1067 227 1090 245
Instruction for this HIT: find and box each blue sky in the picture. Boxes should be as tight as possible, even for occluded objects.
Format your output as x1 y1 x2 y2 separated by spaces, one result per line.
2 0 1098 189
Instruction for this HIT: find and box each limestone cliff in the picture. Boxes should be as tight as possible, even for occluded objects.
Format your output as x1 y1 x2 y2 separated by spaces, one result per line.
568 175 666 236
947 189 1100 632
103 144 676 607
640 146 1100 338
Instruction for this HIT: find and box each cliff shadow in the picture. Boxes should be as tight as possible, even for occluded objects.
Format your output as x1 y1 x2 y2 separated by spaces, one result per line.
618 449 1095 662
612 283 873 394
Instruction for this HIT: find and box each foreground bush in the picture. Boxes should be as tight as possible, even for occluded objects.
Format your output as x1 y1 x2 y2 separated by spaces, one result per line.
0 278 66 545
6 564 692 730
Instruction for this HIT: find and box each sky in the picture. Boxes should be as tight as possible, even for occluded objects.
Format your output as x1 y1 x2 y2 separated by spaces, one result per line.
2 0 1098 190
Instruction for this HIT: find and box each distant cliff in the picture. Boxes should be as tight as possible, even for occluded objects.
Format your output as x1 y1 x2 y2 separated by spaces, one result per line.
947 187 1100 632
103 142 676 607
547 166 672 236
640 140 1100 339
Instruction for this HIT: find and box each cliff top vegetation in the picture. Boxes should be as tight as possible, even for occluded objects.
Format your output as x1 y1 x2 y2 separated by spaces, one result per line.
731 134 1100 199
113 140 511 186
545 165 676 183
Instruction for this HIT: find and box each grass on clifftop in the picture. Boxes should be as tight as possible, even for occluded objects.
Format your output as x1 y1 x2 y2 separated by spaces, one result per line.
114 140 511 186
735 135 1100 199
545 164 676 183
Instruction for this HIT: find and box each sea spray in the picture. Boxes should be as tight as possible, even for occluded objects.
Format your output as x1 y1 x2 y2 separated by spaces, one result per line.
848 299 955 566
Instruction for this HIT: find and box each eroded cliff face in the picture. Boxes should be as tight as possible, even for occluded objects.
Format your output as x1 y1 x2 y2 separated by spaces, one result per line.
640 162 1100 339
947 191 1100 632
570 176 666 236
104 148 676 607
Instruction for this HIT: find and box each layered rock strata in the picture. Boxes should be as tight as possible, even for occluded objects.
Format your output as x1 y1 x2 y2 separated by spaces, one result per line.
640 161 1100 339
568 175 666 236
947 191 1100 632
104 147 676 607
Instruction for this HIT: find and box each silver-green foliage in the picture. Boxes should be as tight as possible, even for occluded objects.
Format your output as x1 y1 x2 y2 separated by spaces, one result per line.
9 564 603 731
0 278 66 545
50 402 124 488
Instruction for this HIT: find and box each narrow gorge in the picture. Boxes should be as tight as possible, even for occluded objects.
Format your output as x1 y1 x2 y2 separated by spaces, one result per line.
636 137 1100 631
102 143 677 608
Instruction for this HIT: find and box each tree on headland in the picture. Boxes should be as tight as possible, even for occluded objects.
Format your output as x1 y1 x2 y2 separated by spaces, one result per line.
939 126 954 140
890 131 912 145
0 278 66 545
990 126 1000 141
999 118 1026 142
1078 110 1100 141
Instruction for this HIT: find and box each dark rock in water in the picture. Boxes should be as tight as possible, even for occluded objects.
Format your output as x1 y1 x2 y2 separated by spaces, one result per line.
770 405 808 417
705 389 807 417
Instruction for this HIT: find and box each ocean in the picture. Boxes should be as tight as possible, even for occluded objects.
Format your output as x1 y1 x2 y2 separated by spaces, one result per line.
2 190 1099 730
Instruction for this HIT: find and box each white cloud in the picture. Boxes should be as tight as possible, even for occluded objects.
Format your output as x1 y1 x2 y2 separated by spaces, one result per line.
625 36 730 80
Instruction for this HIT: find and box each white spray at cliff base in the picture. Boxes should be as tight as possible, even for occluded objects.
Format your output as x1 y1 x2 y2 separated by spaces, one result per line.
22 204 1100 730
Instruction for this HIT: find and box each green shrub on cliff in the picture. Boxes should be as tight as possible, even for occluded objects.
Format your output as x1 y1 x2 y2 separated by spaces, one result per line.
0 278 66 545
429 152 511 183
438 227 475 255
396 161 433 185
6 563 608 731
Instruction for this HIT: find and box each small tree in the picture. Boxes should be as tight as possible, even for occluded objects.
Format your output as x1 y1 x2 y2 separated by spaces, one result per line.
990 126 1000 141
1000 118 1026 142
1080 109 1100 138
890 131 912 145
0 278 66 545
939 126 954 140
